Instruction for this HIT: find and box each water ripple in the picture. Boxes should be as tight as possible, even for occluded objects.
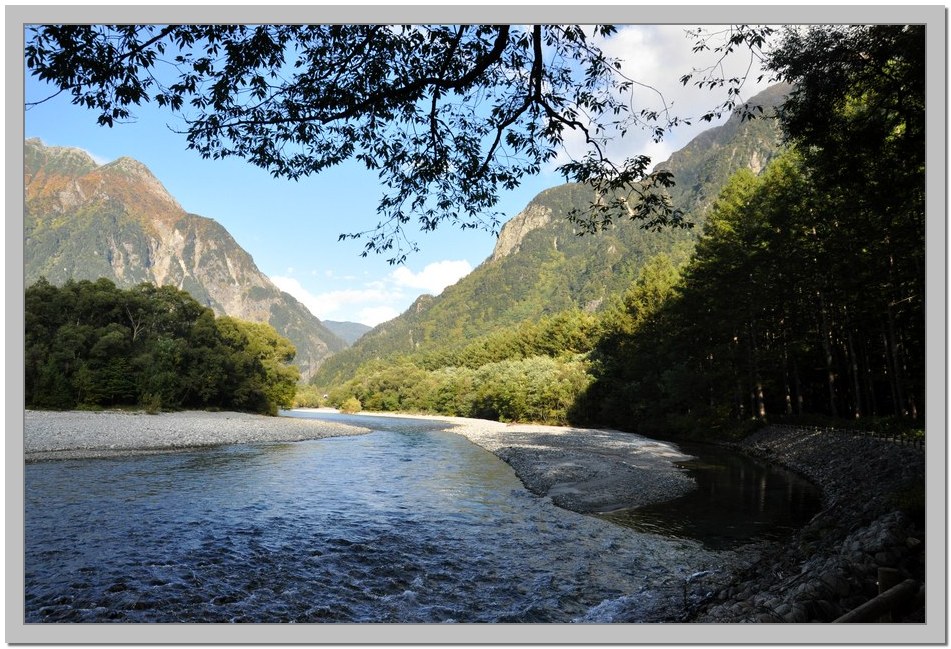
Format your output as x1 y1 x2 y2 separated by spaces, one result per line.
25 417 794 623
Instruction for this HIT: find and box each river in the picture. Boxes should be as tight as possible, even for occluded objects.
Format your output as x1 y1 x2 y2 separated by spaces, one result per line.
24 411 819 623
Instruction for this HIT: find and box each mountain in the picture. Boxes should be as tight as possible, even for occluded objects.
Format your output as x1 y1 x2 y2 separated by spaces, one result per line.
322 320 372 346
313 84 789 387
23 138 348 381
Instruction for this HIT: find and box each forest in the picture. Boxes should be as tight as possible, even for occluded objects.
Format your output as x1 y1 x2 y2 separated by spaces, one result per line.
316 25 925 440
25 278 300 415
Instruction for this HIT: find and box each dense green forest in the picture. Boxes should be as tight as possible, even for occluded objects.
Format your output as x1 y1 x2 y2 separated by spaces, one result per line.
315 25 925 439
323 310 599 424
25 278 300 415
586 24 924 437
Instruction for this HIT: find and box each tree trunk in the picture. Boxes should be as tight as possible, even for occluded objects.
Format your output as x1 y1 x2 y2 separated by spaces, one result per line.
818 292 838 417
746 324 766 420
847 330 862 419
885 309 907 417
862 339 879 417
792 356 804 417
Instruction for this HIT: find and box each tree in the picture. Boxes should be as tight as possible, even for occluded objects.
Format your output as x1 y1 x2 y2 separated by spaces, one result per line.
767 25 925 420
25 279 301 415
25 24 770 262
214 316 300 415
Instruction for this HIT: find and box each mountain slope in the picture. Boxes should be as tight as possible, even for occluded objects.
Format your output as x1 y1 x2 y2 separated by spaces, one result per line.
313 84 788 386
24 138 347 380
322 320 373 345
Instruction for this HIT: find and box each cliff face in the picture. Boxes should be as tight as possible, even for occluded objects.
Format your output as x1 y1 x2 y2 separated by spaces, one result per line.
23 138 347 380
490 202 553 261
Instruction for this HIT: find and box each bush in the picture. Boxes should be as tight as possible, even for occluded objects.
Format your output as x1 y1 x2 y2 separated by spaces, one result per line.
294 385 325 408
142 392 162 414
339 396 362 414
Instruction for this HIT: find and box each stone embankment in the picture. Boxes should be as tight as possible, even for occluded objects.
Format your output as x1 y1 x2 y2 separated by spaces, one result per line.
688 425 926 623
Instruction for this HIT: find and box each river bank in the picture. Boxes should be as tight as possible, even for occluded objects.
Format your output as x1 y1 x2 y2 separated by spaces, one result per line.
23 409 699 514
361 411 700 514
23 409 372 461
687 425 927 623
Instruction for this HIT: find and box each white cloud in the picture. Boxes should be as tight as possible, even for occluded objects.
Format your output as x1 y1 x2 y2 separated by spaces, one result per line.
358 306 400 326
553 25 776 171
272 275 400 326
389 260 472 295
271 258 472 327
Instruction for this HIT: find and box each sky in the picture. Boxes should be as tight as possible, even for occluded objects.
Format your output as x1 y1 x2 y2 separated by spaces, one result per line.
22 24 775 327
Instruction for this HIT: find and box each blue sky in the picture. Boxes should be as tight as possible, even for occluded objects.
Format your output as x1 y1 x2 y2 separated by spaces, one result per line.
23 24 773 326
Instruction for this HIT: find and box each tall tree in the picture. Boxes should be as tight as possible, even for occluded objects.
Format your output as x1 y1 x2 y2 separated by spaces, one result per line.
768 24 926 419
25 279 301 415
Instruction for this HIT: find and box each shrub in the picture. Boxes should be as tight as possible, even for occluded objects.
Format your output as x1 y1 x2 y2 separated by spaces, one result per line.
142 392 162 414
294 385 325 408
339 396 362 414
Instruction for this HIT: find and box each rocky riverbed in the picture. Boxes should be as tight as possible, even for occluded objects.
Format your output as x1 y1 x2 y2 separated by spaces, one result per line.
686 425 927 623
427 416 699 513
23 409 372 461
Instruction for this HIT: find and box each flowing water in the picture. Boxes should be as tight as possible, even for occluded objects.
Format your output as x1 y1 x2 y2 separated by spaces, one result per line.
24 412 820 623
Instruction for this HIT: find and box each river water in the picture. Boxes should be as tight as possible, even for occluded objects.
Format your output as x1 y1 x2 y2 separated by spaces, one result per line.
24 412 819 623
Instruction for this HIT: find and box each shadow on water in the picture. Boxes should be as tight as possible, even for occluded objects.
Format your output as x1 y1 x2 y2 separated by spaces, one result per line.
598 443 822 550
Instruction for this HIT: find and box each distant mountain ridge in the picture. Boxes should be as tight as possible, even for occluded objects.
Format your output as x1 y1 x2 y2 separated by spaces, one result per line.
313 84 789 387
322 320 372 346
24 138 347 380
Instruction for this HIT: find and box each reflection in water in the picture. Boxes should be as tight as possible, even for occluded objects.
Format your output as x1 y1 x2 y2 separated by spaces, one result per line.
25 413 820 623
599 443 821 550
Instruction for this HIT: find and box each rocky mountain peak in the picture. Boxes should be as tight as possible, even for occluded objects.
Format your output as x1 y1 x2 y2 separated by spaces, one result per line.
99 156 183 213
24 138 98 179
490 202 553 261
24 139 347 380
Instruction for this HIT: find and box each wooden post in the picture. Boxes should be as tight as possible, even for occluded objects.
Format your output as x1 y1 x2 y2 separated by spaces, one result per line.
876 568 902 622
833 579 920 623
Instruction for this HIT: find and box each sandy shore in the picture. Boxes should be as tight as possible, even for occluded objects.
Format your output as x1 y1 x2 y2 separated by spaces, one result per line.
23 408 698 513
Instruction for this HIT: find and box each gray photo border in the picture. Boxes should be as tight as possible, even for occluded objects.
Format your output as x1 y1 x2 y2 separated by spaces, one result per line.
7 4 947 645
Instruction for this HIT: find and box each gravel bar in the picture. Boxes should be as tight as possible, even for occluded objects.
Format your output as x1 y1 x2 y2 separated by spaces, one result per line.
307 411 700 514
23 409 372 462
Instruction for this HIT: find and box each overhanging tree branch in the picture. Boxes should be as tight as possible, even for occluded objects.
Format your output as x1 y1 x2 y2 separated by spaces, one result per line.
25 23 770 262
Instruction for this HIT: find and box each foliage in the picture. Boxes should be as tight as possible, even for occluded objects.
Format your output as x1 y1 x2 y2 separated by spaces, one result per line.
25 24 769 262
25 278 300 415
322 309 599 425
311 84 785 389
327 354 592 426
293 385 326 409
339 396 362 414
582 139 923 437
405 23 924 440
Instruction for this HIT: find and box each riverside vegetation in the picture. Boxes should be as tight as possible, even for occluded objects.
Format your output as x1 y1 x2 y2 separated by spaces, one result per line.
25 278 299 416
311 26 924 445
